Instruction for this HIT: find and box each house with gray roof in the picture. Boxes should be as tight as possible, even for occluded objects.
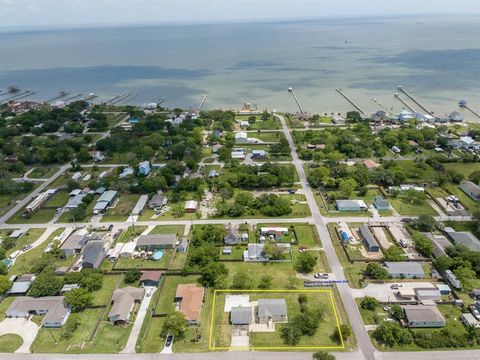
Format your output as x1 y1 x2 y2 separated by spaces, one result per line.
148 194 167 209
109 287 144 325
243 243 268 262
460 180 480 201
225 228 242 245
444 227 480 252
231 306 253 325
373 196 389 210
257 299 288 324
93 190 118 214
136 234 176 251
81 240 105 269
6 296 70 328
403 305 445 328
359 224 380 252
336 200 367 212
385 262 425 279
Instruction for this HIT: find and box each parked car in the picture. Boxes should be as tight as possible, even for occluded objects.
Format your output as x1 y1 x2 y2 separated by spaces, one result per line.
469 305 480 320
401 218 412 223
299 246 307 252
22 245 32 251
165 335 174 347
108 224 114 231
399 239 408 248
314 273 329 279
55 208 62 214
390 283 403 289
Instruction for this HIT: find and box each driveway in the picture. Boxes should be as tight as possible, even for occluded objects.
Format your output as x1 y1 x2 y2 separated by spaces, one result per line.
0 317 39 353
351 282 436 302
121 286 157 353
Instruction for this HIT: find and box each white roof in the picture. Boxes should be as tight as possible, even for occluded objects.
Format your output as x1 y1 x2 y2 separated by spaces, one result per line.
460 136 475 145
185 200 198 209
120 241 136 255
224 295 250 312
235 132 247 138
261 227 289 233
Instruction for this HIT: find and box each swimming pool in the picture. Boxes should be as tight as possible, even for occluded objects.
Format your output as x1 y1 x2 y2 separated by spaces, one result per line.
152 250 164 261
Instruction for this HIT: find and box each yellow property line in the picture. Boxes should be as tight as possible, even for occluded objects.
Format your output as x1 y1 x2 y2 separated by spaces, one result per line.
208 289 345 351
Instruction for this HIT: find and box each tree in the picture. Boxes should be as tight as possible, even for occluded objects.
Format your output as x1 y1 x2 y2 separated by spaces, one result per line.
360 296 379 311
294 252 317 273
60 314 80 340
0 276 11 295
312 351 336 360
338 178 357 197
364 263 389 279
29 272 63 297
453 266 476 291
390 304 404 321
373 322 413 347
413 215 436 232
346 111 362 123
64 288 93 312
331 324 351 343
307 166 331 187
262 242 286 260
384 246 405 261
79 271 103 292
231 271 254 290
412 233 433 258
281 322 302 345
199 262 228 288
258 275 272 289
124 269 141 284
161 312 188 339
0 263 8 275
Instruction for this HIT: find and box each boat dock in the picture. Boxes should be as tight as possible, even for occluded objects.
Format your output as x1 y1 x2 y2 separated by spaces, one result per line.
394 93 416 112
288 87 306 114
44 91 69 103
335 89 366 115
0 90 35 104
397 86 432 114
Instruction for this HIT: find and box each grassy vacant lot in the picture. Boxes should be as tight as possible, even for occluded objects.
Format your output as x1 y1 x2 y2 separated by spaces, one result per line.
0 334 23 352
355 298 388 325
211 290 342 349
8 228 65 275
393 160 438 182
236 115 281 130
250 131 285 143
101 194 141 222
29 166 59 179
444 162 480 177
390 198 437 216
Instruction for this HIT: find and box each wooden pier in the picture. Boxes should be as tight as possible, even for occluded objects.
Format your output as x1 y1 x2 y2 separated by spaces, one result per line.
397 86 432 114
335 89 366 115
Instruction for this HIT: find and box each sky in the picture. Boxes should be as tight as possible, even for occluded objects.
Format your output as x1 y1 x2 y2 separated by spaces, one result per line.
0 0 479 29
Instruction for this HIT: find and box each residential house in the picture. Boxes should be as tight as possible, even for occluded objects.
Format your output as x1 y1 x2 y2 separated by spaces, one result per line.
252 150 267 159
449 111 464 122
243 243 268 262
461 313 480 328
65 192 86 210
138 161 151 176
93 190 118 214
175 284 205 325
359 225 380 252
119 167 134 179
385 262 425 279
107 243 124 260
403 305 445 328
108 287 144 325
136 234 176 251
177 239 188 253
415 288 442 302
60 229 102 256
6 296 70 328
235 132 249 144
231 306 253 325
224 227 243 245
257 299 288 324
231 148 247 160
119 241 136 257
373 196 389 210
148 194 168 209
444 227 480 252
139 271 161 287
445 269 462 289
460 180 480 201
336 200 368 212
60 284 80 294
81 240 106 269
260 227 289 240
363 159 379 170
332 114 345 124
131 195 148 216
25 189 57 213
184 200 198 213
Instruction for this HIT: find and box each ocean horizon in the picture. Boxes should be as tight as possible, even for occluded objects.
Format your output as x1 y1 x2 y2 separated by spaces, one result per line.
0 15 479 117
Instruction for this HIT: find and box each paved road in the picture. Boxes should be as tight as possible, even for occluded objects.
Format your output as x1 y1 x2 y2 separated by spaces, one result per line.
121 287 157 354
275 114 377 360
0 164 69 225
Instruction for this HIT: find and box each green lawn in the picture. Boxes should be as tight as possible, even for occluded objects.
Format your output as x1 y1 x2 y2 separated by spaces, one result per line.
150 225 185 236
91 275 122 306
392 160 438 182
29 166 59 179
0 334 23 352
390 198 438 216
250 131 284 143
212 291 342 349
101 194 141 222
0 297 15 321
444 162 480 177
116 226 147 243
8 228 65 275
355 298 388 325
